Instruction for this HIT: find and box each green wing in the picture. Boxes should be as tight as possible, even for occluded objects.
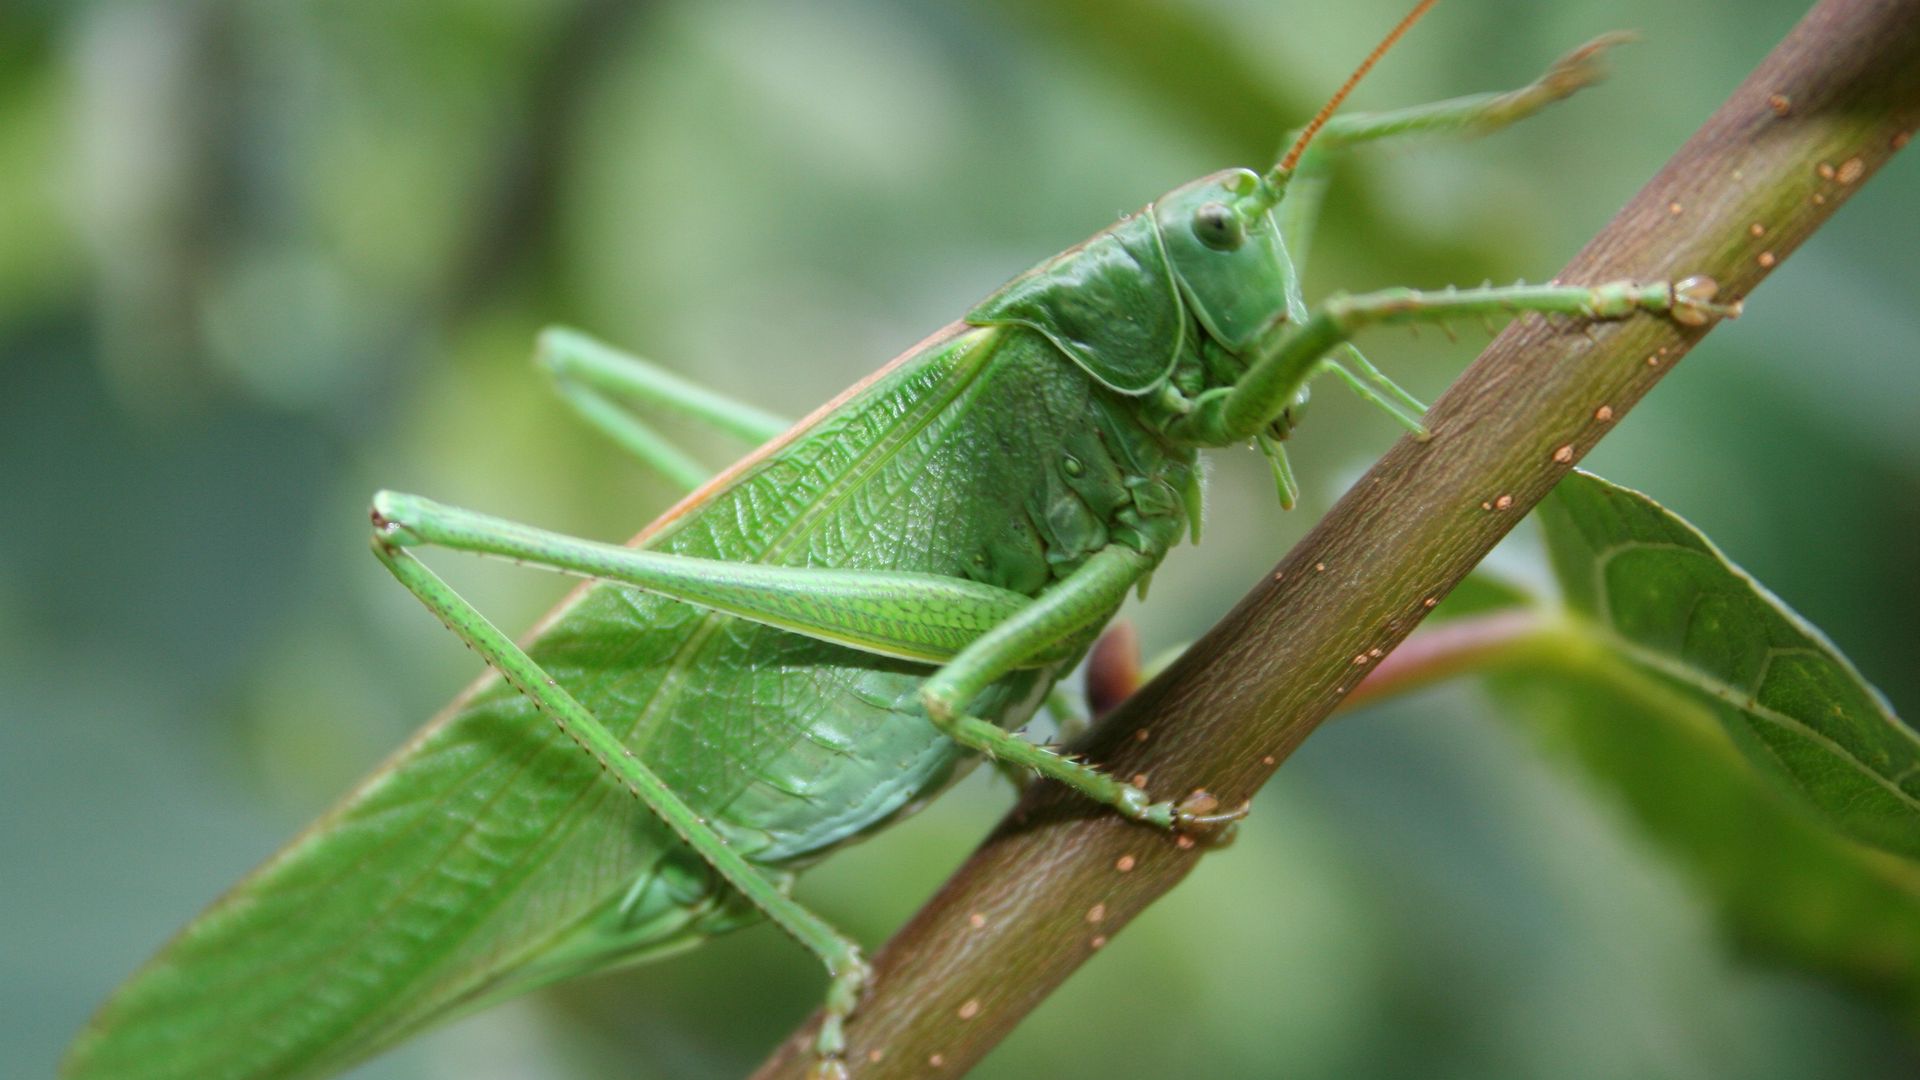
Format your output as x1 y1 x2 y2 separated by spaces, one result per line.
62 329 1001 1080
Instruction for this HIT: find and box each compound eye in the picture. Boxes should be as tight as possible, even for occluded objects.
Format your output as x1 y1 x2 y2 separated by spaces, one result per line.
1193 202 1244 251
1276 384 1311 434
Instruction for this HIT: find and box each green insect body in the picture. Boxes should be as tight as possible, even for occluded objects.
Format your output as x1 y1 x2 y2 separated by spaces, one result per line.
63 33 1734 1080
61 168 1264 1080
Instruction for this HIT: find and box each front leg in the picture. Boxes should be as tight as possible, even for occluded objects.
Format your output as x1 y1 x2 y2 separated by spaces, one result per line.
1171 277 1738 448
1277 33 1632 273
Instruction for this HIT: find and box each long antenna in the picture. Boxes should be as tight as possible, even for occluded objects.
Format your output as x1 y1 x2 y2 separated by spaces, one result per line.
1276 0 1440 175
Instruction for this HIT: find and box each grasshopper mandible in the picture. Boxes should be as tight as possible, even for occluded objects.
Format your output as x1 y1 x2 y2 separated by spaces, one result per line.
64 6 1736 1077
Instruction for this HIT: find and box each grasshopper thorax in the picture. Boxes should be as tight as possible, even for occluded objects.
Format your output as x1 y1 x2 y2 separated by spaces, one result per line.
966 166 1302 448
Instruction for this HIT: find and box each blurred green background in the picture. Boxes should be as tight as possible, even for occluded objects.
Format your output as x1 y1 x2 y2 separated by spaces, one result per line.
4 1 1916 1077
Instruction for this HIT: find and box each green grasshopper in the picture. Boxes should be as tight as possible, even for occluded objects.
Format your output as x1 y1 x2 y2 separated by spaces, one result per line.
63 12 1734 1079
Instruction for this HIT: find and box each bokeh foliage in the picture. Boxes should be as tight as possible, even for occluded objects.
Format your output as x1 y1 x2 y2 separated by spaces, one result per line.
3 1 1915 1077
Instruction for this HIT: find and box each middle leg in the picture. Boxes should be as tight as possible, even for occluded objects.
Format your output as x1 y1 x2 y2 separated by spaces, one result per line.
537 327 794 492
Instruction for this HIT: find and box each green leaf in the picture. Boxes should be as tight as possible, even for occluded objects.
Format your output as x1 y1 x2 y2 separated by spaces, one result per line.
1434 471 1920 1021
1536 470 1920 861
1487 659 1920 1025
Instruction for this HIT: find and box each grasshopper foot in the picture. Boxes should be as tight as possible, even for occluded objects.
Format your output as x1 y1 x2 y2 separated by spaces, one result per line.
1668 275 1743 326
806 1058 850 1080
1137 787 1247 845
807 950 870 1080
1174 788 1247 845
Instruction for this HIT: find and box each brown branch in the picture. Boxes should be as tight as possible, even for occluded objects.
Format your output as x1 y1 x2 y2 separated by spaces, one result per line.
751 1 1920 1075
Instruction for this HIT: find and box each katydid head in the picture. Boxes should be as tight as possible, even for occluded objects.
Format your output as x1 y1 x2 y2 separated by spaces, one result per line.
1154 169 1297 358
1155 169 1310 453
